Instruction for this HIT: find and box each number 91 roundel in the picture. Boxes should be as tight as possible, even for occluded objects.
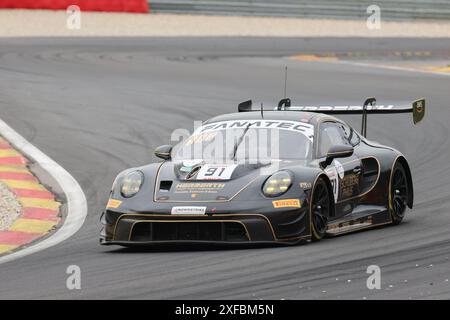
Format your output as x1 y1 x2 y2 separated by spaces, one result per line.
196 164 238 180
325 159 344 202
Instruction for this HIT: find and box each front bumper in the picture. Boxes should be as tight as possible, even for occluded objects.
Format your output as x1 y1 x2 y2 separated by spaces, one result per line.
100 209 310 245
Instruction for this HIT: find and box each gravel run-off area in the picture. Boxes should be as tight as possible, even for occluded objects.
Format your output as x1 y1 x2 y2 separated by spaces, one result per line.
0 181 21 231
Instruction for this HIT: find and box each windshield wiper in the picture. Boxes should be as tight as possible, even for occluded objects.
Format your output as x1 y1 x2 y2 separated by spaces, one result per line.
230 124 252 161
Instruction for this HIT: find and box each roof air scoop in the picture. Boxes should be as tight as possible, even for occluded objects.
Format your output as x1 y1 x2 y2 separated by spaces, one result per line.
238 100 252 112
277 98 291 110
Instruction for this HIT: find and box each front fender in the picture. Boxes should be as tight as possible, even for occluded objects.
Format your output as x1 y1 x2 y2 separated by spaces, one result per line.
108 162 162 213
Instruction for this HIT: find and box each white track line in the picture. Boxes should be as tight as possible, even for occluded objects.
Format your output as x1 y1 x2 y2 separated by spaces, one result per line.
0 118 87 265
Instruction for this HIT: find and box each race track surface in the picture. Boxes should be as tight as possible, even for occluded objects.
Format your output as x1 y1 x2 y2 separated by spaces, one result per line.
0 37 449 299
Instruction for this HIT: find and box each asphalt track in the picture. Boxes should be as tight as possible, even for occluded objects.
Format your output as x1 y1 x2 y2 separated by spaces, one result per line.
0 37 449 299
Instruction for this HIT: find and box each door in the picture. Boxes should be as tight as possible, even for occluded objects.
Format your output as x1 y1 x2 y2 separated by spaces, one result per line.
317 121 362 217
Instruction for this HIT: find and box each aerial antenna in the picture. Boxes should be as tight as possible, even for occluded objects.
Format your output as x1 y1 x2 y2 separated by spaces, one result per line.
283 66 288 98
260 102 264 118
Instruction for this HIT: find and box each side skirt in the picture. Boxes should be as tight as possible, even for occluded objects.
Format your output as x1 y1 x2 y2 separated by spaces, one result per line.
325 206 392 236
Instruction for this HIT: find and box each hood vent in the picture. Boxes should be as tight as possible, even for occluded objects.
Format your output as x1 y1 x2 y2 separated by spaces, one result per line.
159 180 173 191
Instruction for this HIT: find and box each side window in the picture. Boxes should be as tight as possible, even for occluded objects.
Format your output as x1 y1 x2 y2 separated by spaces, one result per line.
340 123 360 146
318 122 349 157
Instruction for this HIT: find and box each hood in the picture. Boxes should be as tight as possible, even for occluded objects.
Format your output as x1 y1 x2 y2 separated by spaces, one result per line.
153 159 305 202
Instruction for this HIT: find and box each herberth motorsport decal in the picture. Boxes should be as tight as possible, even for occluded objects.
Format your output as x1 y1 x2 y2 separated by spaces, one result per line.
340 173 359 199
286 105 398 111
175 182 225 194
325 160 360 202
196 120 315 142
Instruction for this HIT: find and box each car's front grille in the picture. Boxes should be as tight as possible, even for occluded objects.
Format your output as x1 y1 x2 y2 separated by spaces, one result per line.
130 221 249 242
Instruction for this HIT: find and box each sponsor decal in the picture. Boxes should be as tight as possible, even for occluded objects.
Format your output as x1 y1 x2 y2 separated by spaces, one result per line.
196 164 237 180
340 174 359 198
272 199 301 208
287 105 395 111
195 120 314 142
185 132 217 146
107 199 122 209
299 182 312 189
171 206 207 215
175 182 225 194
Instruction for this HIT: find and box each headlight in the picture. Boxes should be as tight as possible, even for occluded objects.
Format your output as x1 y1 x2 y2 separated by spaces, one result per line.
262 171 292 197
120 171 144 198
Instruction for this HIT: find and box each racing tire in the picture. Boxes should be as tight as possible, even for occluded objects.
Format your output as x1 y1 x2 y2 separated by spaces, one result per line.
389 162 409 225
310 177 330 241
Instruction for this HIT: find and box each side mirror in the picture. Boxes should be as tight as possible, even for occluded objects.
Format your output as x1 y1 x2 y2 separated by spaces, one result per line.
155 145 172 160
324 144 354 166
412 98 425 124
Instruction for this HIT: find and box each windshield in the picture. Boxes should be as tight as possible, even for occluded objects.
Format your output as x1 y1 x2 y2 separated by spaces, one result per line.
172 120 314 162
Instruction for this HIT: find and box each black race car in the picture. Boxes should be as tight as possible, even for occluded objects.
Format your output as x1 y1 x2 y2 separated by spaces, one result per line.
100 97 425 245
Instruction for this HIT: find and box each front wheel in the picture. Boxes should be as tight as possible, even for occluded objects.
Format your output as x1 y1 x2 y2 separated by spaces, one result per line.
389 162 409 225
310 178 331 241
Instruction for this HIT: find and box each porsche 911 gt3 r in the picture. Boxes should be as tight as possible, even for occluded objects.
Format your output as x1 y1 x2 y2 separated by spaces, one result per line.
100 97 425 245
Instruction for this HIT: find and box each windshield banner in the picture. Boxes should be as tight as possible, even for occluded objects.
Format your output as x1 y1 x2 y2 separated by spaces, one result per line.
195 120 314 142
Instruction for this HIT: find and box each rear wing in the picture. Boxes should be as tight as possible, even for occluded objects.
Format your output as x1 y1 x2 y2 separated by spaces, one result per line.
238 97 425 138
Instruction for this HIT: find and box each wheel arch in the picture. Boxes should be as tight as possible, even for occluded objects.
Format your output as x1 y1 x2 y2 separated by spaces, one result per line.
314 173 336 218
394 156 414 209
